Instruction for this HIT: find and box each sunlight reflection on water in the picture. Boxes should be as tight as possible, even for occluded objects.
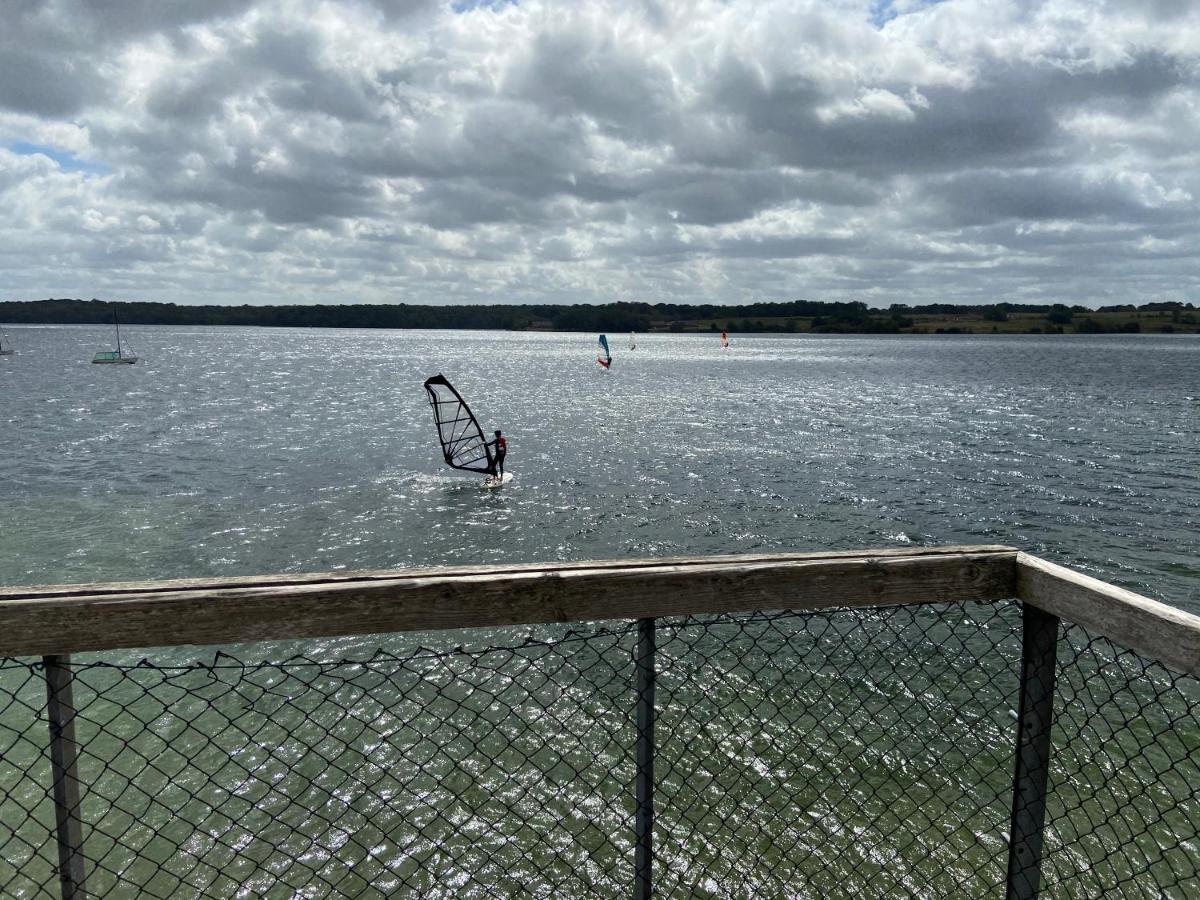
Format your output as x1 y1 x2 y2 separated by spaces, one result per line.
1 326 1197 613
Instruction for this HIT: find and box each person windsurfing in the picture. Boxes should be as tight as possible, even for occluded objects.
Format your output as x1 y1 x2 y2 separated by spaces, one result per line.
598 334 612 369
487 429 507 477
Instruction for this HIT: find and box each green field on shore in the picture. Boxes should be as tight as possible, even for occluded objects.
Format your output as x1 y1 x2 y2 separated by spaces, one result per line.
686 306 1200 335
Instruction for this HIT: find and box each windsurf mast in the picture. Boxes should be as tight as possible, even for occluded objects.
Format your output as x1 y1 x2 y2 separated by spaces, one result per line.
423 374 496 475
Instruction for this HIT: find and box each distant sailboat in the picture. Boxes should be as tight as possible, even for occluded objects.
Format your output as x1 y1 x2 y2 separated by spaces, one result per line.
597 334 612 369
721 330 730 350
629 331 636 350
0 326 13 356
92 309 137 364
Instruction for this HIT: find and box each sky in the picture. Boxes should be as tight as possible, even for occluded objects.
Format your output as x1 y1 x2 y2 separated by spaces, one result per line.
0 0 1198 308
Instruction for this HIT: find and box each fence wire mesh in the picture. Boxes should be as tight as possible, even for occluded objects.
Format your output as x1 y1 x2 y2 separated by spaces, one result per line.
2 627 639 899
1041 620 1200 900
653 603 1022 898
0 599 1197 898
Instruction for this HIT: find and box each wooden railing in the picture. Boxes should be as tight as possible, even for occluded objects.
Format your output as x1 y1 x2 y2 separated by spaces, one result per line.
0 546 1019 656
2 545 1198 899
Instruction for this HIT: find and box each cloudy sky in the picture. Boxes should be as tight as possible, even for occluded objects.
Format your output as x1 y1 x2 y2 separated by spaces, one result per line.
1 0 1198 307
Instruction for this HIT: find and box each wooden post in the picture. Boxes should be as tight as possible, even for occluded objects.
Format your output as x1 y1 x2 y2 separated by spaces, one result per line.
633 618 656 900
1005 605 1059 900
44 655 87 900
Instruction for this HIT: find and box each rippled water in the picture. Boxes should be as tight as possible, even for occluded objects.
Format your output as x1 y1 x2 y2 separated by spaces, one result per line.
2 325 1197 610
2 325 1198 897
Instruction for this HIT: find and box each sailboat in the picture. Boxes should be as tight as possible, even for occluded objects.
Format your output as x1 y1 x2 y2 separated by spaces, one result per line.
629 331 636 350
92 309 137 364
0 326 13 356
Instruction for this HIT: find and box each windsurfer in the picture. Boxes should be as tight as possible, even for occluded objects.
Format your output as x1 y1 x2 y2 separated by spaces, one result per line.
488 430 507 477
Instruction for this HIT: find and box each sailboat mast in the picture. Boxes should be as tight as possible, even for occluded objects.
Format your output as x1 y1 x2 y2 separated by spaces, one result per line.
114 309 122 355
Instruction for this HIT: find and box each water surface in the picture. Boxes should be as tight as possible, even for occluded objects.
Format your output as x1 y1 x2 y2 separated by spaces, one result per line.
2 325 1196 611
2 325 1198 897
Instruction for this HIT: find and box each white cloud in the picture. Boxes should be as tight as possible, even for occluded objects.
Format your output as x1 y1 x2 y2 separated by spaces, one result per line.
817 88 920 122
0 0 1198 306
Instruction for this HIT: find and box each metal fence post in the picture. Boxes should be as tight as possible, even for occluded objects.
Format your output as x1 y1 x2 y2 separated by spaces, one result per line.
43 655 87 900
634 618 656 900
1005 604 1060 900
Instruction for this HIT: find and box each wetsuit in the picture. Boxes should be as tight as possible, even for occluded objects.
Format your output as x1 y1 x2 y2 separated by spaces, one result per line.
491 435 507 476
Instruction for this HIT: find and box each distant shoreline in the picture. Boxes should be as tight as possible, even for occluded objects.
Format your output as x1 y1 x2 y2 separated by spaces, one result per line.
1 297 1197 335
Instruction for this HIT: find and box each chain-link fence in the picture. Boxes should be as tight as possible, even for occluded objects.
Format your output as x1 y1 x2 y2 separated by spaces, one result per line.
1 599 1197 898
1041 621 1200 899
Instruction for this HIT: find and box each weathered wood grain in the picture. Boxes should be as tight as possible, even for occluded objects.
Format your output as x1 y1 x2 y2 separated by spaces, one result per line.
0 547 1017 657
1017 552 1200 677
0 545 1019 600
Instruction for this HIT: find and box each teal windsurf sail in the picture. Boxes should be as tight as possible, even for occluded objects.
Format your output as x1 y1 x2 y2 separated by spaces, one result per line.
597 334 612 369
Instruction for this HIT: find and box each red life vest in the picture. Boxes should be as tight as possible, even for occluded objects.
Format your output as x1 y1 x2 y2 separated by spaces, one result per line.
497 436 507 451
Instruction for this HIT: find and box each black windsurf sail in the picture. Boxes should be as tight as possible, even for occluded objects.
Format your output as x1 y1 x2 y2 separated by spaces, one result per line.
424 374 495 475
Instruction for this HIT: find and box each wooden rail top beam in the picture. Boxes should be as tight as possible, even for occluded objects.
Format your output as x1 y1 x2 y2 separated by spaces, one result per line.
1017 553 1200 678
0 546 1017 657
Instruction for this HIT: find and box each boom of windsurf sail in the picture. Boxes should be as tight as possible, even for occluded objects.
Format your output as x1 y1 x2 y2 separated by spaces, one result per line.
423 374 495 475
598 334 612 369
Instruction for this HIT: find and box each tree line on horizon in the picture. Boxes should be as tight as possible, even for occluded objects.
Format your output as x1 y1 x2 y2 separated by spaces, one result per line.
0 297 1195 334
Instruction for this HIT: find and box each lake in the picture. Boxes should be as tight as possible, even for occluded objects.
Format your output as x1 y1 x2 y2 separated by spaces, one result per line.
2 325 1197 611
1 325 1197 897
